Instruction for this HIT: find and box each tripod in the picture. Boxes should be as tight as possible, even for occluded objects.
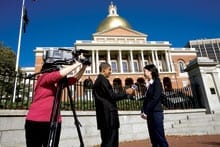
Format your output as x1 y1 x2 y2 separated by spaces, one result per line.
47 77 84 147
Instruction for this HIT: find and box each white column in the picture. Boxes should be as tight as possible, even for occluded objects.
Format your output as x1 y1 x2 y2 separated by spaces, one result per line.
202 40 209 57
130 50 134 72
198 42 203 56
168 50 174 72
151 50 156 65
155 50 159 68
96 50 99 73
141 50 145 68
119 50 123 73
165 50 171 72
211 40 218 62
92 50 95 73
107 50 111 65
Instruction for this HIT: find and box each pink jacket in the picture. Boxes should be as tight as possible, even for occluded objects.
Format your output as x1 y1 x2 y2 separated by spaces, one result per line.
26 71 77 122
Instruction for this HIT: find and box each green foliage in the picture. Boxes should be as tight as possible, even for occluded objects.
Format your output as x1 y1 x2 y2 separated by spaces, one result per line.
0 42 17 72
117 99 142 110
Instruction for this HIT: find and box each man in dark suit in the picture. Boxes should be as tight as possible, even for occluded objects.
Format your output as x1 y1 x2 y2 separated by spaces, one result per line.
141 64 169 147
93 63 134 147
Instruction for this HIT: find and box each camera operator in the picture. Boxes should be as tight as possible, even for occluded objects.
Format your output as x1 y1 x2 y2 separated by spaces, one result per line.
25 60 87 147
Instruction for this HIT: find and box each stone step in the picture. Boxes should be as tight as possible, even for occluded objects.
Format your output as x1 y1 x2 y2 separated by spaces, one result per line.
163 112 220 137
184 113 211 120
176 116 213 124
171 120 214 129
157 116 220 137
165 125 215 136
164 114 213 129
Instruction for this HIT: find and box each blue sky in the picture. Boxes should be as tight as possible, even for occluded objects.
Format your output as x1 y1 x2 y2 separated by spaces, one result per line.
0 0 220 67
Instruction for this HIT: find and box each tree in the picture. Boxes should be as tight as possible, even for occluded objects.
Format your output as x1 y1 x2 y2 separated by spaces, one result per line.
0 42 17 104
0 42 25 107
0 42 17 72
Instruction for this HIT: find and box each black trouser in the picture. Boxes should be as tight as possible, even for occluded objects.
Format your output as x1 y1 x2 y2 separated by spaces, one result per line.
100 128 118 147
25 120 61 147
147 112 169 147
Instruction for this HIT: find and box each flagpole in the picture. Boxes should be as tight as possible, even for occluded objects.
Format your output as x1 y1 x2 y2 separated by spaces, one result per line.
13 0 26 102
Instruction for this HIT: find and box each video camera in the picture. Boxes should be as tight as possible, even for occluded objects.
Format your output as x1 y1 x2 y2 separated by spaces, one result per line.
43 48 91 66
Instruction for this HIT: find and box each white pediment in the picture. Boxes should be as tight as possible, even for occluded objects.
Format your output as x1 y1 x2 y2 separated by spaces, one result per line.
93 26 147 37
92 27 148 44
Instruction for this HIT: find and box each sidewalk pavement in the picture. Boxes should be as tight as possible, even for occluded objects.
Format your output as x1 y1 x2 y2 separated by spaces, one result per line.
119 135 220 147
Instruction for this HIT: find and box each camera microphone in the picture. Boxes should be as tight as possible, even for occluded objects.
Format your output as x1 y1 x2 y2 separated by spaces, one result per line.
131 84 138 90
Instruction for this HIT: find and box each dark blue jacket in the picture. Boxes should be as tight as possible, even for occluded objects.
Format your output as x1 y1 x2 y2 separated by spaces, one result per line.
141 78 163 115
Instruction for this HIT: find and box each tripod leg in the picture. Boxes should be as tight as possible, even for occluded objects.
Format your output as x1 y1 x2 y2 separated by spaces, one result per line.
66 82 84 147
47 80 63 147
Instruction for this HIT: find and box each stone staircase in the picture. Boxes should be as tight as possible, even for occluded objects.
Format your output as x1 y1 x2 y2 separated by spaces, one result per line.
164 110 220 136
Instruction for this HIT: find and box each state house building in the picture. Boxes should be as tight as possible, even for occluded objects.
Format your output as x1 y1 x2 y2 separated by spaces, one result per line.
34 2 196 90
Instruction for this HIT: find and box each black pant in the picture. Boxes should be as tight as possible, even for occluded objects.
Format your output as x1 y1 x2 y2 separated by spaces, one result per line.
147 112 169 147
100 128 118 147
25 120 61 147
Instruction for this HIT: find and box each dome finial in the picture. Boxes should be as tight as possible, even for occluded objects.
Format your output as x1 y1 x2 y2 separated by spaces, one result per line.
108 1 118 17
96 1 131 32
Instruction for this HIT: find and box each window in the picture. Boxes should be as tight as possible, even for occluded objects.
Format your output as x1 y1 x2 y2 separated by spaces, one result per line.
122 61 128 72
85 70 91 74
158 60 163 72
111 60 118 73
112 10 115 15
133 60 139 72
178 61 185 73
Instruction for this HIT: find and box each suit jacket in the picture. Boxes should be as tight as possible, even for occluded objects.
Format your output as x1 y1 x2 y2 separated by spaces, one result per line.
93 74 127 129
141 78 163 115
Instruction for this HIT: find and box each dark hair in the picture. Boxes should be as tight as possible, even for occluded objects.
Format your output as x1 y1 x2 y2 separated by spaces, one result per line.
144 64 159 79
99 62 111 72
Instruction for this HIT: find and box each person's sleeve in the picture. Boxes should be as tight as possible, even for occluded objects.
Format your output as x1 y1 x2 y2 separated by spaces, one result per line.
144 80 162 114
67 77 78 85
41 71 62 85
41 71 77 85
102 79 127 101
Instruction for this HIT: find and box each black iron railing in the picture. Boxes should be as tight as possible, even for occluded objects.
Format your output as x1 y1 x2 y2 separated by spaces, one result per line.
163 87 202 110
0 70 203 110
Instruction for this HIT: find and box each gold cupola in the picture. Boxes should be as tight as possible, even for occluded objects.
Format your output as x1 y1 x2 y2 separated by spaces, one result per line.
96 2 131 32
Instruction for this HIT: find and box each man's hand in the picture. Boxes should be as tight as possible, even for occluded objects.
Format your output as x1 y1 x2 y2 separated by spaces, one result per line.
141 113 147 120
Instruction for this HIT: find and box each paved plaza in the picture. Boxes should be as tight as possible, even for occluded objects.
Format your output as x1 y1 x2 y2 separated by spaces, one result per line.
119 135 220 147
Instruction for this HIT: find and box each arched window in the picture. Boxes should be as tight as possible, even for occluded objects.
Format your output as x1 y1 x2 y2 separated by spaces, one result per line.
178 61 186 73
84 78 93 89
113 78 122 93
125 78 133 88
163 77 172 91
83 78 93 101
136 78 146 96
113 78 122 87
137 78 145 85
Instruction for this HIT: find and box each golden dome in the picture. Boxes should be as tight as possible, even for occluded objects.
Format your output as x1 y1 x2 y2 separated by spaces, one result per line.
97 16 131 32
96 2 131 32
